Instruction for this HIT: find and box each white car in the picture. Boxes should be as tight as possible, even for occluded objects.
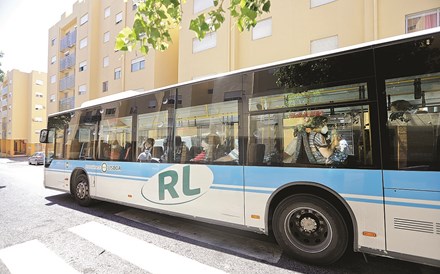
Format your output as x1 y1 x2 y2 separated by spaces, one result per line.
28 152 45 165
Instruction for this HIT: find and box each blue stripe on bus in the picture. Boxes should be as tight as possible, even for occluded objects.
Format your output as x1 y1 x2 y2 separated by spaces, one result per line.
210 186 243 192
48 160 439 205
344 197 384 204
243 166 384 197
384 200 440 210
384 189 440 202
383 170 440 191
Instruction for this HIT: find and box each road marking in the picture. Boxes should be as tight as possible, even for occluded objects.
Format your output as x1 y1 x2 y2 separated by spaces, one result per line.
69 221 226 274
116 208 283 263
0 240 79 274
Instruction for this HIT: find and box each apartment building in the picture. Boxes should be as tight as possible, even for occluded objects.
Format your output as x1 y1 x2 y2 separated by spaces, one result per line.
0 70 47 156
48 0 440 111
47 0 179 115
179 0 440 82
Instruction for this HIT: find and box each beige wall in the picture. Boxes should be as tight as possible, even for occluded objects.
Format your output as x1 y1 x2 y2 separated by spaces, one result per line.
178 0 440 82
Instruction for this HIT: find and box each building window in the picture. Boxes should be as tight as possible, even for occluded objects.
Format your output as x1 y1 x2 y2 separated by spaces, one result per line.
50 75 56 84
35 80 44 86
114 67 122 79
194 0 214 14
35 92 44 98
193 32 217 53
35 104 44 110
104 7 111 18
51 38 56 46
311 0 336 8
79 84 87 95
50 94 56 102
80 13 89 25
252 18 272 40
79 61 87 72
51 55 57 64
103 56 110 67
115 12 123 24
80 37 88 49
131 57 145 72
103 81 108 92
310 35 338 54
33 117 43 122
406 9 440 33
104 31 110 43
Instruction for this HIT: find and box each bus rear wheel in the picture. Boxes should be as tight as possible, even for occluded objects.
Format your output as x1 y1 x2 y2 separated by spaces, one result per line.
272 194 348 265
73 173 92 207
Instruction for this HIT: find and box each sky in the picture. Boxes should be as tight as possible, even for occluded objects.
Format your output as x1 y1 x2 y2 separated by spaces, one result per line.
0 0 77 73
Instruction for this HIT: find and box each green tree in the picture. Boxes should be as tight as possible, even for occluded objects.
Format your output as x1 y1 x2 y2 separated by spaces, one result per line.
0 51 4 82
115 0 271 55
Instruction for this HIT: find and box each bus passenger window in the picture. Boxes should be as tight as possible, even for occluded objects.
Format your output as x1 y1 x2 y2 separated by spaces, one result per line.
386 73 440 170
249 104 373 168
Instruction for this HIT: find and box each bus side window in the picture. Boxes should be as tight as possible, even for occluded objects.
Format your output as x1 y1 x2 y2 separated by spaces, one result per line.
386 74 440 171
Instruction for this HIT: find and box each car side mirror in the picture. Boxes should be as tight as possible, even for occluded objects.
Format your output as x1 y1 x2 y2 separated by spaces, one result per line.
39 129 49 143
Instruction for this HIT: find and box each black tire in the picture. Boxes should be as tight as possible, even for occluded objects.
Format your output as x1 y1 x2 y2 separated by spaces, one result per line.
72 173 92 207
272 194 348 265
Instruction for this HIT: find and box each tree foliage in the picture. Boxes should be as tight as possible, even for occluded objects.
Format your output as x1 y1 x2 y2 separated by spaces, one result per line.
115 0 271 54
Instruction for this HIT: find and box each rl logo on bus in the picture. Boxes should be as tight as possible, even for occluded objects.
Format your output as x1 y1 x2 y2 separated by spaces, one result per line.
141 165 214 204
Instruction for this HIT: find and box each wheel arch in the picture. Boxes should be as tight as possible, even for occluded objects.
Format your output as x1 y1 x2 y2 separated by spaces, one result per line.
69 167 88 195
266 181 358 251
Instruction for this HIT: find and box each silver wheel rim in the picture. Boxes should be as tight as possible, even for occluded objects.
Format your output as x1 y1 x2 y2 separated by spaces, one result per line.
76 180 88 200
284 206 332 253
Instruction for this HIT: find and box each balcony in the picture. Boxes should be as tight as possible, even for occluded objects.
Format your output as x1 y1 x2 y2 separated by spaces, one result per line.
60 53 76 71
59 96 75 111
59 75 75 92
60 29 77 52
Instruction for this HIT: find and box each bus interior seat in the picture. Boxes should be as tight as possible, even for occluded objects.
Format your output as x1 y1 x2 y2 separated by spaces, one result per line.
152 146 164 158
293 131 316 164
189 146 203 160
248 143 265 165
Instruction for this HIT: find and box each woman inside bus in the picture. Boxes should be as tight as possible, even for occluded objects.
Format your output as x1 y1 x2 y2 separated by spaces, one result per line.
137 138 155 162
307 116 340 164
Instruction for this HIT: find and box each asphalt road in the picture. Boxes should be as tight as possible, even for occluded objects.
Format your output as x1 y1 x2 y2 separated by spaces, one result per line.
0 157 438 273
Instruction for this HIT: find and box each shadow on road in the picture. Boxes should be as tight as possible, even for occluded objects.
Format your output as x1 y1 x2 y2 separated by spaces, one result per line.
44 193 438 274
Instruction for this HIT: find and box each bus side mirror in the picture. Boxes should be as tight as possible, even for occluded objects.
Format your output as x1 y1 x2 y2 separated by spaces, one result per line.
39 129 49 143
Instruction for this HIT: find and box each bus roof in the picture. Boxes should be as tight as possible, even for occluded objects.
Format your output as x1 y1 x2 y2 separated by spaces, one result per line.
49 27 440 118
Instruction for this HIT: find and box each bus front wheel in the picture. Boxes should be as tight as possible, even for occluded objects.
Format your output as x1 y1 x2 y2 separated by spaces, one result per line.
272 194 348 265
73 173 92 207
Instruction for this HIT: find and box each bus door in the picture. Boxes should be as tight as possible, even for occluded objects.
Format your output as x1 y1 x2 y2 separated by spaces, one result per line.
383 73 440 262
44 121 69 191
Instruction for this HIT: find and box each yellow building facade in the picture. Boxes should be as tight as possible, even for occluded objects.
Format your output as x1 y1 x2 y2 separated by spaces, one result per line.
0 70 47 157
47 0 179 115
47 0 440 111
179 0 440 81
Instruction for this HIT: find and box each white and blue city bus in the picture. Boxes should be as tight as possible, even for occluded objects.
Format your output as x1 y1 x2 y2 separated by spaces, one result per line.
40 28 440 267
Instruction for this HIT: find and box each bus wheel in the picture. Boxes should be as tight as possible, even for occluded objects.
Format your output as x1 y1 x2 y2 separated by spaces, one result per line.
272 194 348 265
73 173 92 207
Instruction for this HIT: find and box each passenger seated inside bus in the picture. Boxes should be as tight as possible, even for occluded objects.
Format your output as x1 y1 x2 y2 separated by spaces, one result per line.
191 138 208 162
110 140 123 160
283 116 348 166
137 138 154 162
215 139 239 163
263 138 283 165
174 136 189 163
